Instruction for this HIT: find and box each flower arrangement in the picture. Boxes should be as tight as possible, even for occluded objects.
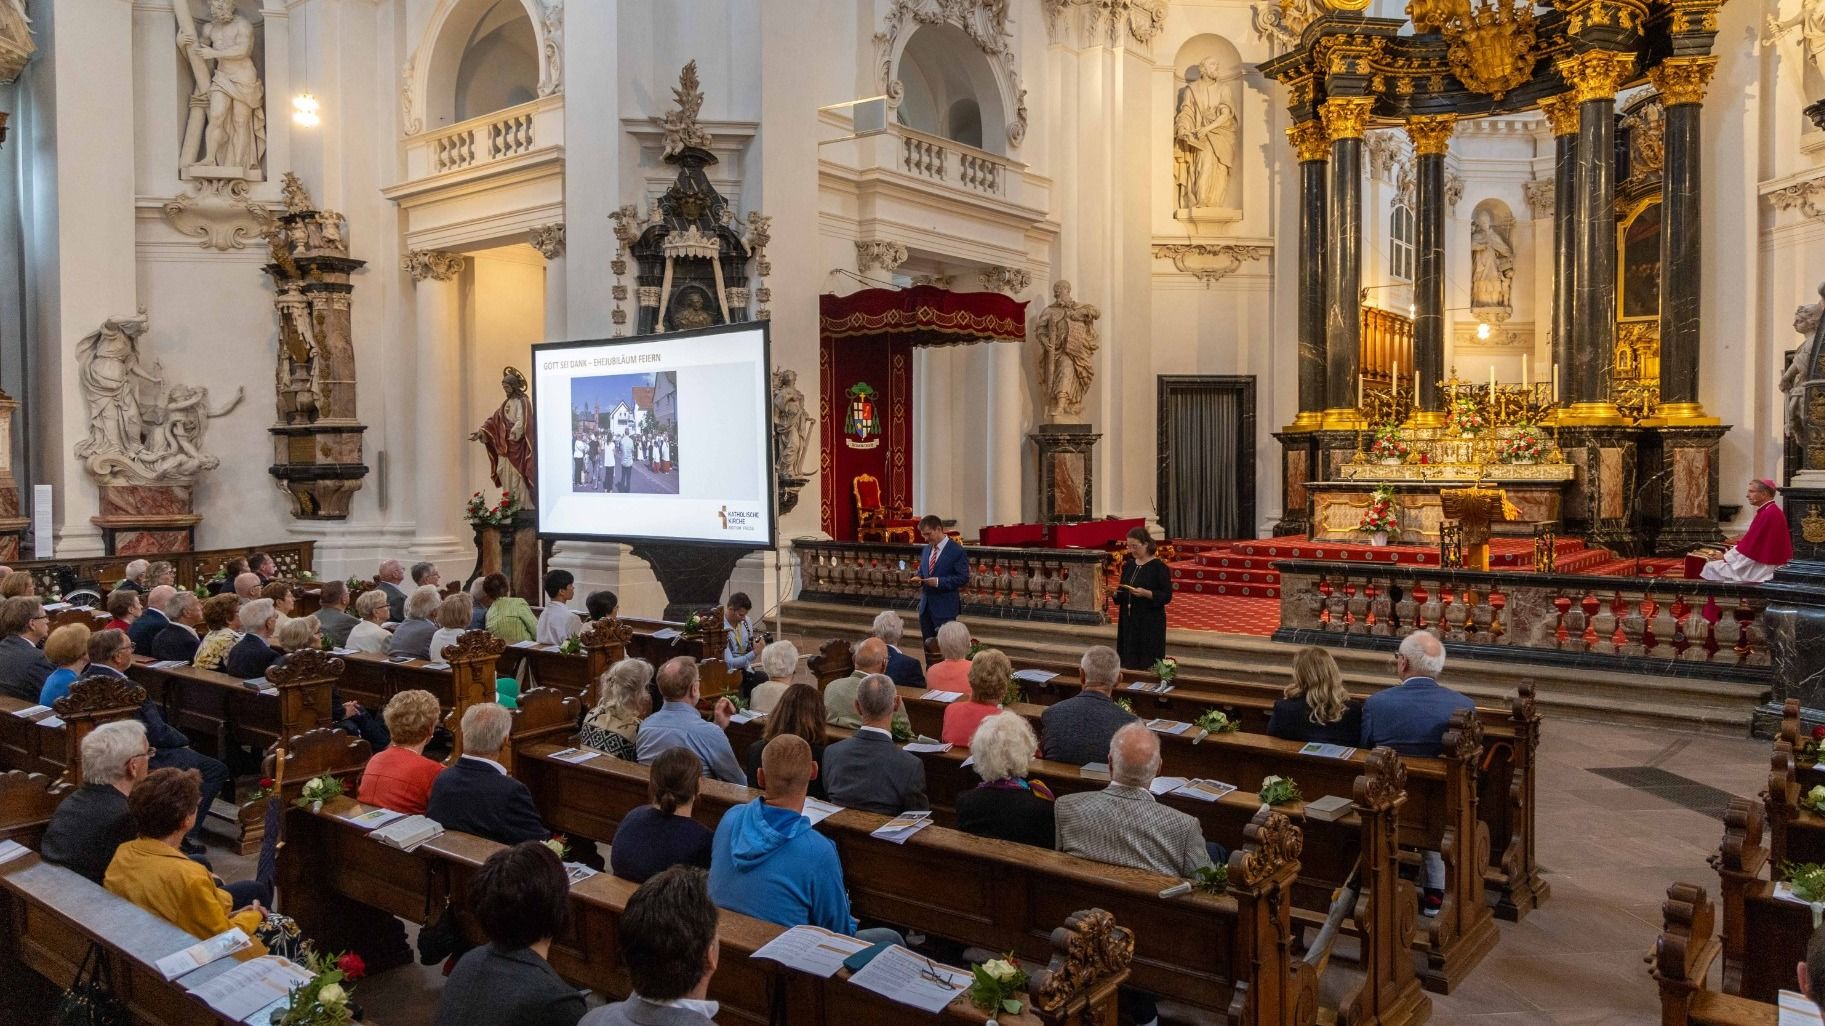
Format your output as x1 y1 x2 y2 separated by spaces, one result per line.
270 948 363 1026
683 611 706 635
464 490 521 528
298 570 316 582
891 720 914 744
967 639 987 659
1802 725 1825 766
557 635 583 656
1446 395 1485 436
1367 425 1411 464
544 834 571 861
1496 424 1546 464
1789 862 1825 925
1115 697 1134 715
1194 863 1229 894
345 576 364 594
1001 677 1025 707
1259 775 1302 806
1150 657 1177 684
248 777 276 803
295 775 344 812
1196 708 1241 735
966 954 1028 1016
1358 486 1400 537
1805 784 1825 817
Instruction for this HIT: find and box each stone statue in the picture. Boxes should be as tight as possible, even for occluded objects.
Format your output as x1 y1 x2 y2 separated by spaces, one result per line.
1768 0 1825 88
772 369 814 480
0 0 36 83
74 315 241 486
1470 208 1516 319
1173 58 1239 211
472 367 536 508
177 0 266 174
656 60 714 158
1784 292 1824 441
1622 97 1664 183
671 291 715 331
1035 281 1101 421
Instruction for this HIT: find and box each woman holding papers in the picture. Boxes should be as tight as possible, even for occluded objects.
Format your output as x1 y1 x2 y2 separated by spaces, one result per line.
941 648 1011 747
955 712 1055 848
1266 648 1363 747
1114 527 1172 671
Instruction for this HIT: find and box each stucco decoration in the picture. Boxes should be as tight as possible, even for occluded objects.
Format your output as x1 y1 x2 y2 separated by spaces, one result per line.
538 0 563 97
875 0 1027 147
75 316 243 487
0 0 35 84
1041 0 1165 45
161 177 271 251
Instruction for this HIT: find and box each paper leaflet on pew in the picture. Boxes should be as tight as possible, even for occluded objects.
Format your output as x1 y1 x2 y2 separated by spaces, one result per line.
340 806 408 831
903 735 951 754
155 926 251 979
650 628 682 640
1783 991 1825 1026
370 814 445 851
1128 680 1174 695
1149 777 1236 802
0 838 31 865
870 810 932 844
751 924 871 977
919 689 963 703
183 954 314 1023
846 944 971 1014
1010 668 1056 686
1299 742 1358 760
729 708 765 725
548 747 602 764
147 659 189 670
1146 718 1192 735
801 798 843 826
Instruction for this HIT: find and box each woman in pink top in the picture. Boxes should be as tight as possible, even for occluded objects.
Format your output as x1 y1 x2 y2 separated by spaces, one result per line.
942 648 1010 747
925 620 974 693
356 690 444 815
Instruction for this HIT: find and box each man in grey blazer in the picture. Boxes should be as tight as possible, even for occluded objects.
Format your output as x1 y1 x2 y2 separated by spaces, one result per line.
580 867 721 1026
375 558 409 623
821 674 928 816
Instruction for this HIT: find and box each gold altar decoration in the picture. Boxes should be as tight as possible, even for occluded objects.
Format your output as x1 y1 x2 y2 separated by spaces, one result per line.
1556 49 1636 104
1647 55 1716 107
1341 371 1573 483
1443 0 1538 99
1538 93 1580 136
1439 485 1521 570
1320 96 1375 140
1287 119 1330 162
1405 113 1456 155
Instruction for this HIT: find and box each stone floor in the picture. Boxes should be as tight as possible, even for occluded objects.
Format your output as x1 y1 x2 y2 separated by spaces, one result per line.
203 715 1767 1026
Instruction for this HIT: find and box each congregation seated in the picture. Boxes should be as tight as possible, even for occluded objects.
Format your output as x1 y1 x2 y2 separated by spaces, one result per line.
1057 721 1220 879
578 867 720 1026
427 702 550 846
579 657 651 761
248 550 277 584
925 620 973 693
347 589 393 655
955 710 1055 849
434 841 586 1026
192 593 243 671
609 747 714 884
1266 647 1363 747
0 595 54 702
356 689 444 815
483 572 538 644
387 585 442 660
262 580 297 633
429 592 474 663
822 637 909 734
232 572 262 601
103 586 142 633
536 569 583 646
0 569 34 598
468 577 492 630
584 589 618 621
115 558 150 594
37 622 90 705
126 585 178 652
147 561 177 590
1039 644 1136 766
637 656 745 785
314 580 358 648
375 559 409 622
743 682 828 801
148 591 205 664
105 767 268 959
942 647 1009 747
871 609 926 688
206 557 247 596
747 638 797 715
412 560 442 591
823 674 928 816
42 720 148 884
276 615 390 751
223 598 280 678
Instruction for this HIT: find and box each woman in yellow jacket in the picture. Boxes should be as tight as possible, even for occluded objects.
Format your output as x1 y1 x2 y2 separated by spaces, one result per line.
105 767 267 960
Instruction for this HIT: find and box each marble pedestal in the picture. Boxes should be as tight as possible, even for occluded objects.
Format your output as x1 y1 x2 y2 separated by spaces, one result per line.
1636 425 1728 555
1757 482 1825 736
1272 431 1317 536
270 424 369 520
1030 424 1099 524
91 484 201 555
1554 425 1644 554
501 509 544 602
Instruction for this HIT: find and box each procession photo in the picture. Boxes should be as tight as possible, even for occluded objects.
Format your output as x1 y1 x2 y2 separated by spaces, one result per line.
567 370 679 496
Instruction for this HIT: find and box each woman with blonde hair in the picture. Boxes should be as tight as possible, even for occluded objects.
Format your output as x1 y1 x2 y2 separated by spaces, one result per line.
38 623 93 705
942 648 1009 747
428 592 475 664
357 689 444 815
346 590 393 655
1267 646 1362 746
580 658 653 760
0 570 35 598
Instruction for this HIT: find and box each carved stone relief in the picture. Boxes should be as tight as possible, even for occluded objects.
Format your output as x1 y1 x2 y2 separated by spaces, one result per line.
856 240 910 274
1249 1 1299 56
529 223 566 260
1523 178 1554 219
537 0 563 97
978 266 1032 295
75 316 242 488
0 0 34 84
1042 0 1165 46
1152 243 1269 286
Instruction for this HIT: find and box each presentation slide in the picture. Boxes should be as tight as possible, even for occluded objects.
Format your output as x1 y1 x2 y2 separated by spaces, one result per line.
531 323 773 547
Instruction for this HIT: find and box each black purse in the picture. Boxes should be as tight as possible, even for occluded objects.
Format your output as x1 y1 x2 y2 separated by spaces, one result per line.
54 942 126 1026
416 898 473 966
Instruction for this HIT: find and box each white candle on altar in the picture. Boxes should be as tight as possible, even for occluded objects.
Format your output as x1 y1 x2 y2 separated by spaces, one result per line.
1392 360 1400 398
1552 362 1560 402
1415 369 1421 401
1522 355 1530 387
1357 375 1363 410
1489 364 1496 394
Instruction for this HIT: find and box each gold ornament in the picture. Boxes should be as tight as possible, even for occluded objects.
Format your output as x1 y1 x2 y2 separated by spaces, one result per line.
1286 119 1329 162
1445 0 1538 99
1321 96 1376 141
1556 49 1636 104
1802 507 1825 545
1409 0 1468 33
1538 93 1580 136
1406 114 1457 155
1648 56 1717 107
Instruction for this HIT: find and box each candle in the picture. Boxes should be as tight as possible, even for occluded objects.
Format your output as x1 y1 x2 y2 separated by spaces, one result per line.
1552 362 1560 402
1489 364 1496 395
1522 355 1530 388
1393 361 1400 399
1357 375 1364 411
1415 369 1421 401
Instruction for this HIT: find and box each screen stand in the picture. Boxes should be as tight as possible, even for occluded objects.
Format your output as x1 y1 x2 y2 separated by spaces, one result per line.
626 540 761 622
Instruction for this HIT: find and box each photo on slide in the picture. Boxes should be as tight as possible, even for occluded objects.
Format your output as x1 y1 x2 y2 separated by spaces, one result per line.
568 371 679 495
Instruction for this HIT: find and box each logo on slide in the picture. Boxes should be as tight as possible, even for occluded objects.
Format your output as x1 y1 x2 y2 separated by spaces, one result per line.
718 505 763 532
718 505 729 529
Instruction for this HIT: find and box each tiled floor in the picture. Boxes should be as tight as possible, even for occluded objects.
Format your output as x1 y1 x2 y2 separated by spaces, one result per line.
204 717 1766 1025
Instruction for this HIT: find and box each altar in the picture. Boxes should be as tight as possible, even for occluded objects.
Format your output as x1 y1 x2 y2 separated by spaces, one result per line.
1308 478 1567 544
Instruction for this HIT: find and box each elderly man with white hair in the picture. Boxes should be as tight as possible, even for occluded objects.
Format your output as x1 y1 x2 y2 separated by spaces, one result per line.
232 572 263 601
117 558 151 593
426 702 551 846
387 585 442 660
375 558 408 622
147 591 205 663
1039 645 1137 766
224 598 281 678
126 584 178 653
871 609 926 687
41 720 151 883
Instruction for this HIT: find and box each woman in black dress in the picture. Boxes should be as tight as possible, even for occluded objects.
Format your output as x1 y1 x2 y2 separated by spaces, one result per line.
1114 526 1172 670
1266 647 1363 746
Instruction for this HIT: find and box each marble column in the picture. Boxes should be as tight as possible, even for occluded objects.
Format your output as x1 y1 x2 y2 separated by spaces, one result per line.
1644 57 1718 427
988 339 1025 524
1556 51 1635 425
1539 94 1579 414
1320 97 1373 429
531 223 567 341
1288 118 1329 431
404 250 466 558
1406 115 1454 426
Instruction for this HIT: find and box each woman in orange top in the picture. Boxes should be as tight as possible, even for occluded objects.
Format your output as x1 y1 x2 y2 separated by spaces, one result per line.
104 767 267 959
925 620 975 693
942 648 1010 747
356 689 444 814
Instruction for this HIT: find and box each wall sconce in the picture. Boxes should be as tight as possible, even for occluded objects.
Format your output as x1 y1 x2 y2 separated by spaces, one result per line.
1475 321 1491 341
292 93 320 127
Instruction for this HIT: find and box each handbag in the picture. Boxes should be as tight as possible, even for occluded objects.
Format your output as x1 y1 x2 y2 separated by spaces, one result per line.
416 898 473 966
53 942 126 1026
255 910 305 962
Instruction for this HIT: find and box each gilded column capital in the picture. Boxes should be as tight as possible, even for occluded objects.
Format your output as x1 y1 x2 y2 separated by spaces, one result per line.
1537 93 1580 136
1320 97 1375 141
1286 119 1330 162
1648 56 1717 107
402 250 464 282
1555 50 1636 104
1405 114 1456 156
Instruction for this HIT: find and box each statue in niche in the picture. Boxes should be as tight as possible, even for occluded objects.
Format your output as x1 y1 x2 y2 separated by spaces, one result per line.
671 290 716 331
772 370 815 480
1470 208 1516 320
176 0 266 174
472 367 536 508
275 288 321 425
1783 295 1824 441
1173 57 1239 211
1035 280 1101 421
1768 1 1825 90
74 315 242 485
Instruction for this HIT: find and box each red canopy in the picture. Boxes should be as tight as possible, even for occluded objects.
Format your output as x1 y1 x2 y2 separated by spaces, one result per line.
819 284 1028 345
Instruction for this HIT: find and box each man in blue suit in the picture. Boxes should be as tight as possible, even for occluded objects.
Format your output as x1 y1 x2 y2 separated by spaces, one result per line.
911 515 969 647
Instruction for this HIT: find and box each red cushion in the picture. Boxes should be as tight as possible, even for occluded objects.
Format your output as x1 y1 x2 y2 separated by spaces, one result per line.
854 476 882 509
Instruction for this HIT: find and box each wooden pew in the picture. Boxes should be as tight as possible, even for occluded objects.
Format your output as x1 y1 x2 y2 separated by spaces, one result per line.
281 797 1132 1026
0 770 70 848
0 678 147 784
229 726 373 857
496 616 633 704
1651 882 1777 1026
1721 748 1822 1004
129 648 342 762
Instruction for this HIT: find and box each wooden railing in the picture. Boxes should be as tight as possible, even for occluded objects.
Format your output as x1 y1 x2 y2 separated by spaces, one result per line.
794 539 1108 624
1272 558 1772 681
12 540 314 601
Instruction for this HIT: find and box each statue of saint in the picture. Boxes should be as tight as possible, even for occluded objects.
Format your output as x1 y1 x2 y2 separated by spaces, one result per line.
1783 290 1825 441
772 369 814 480
1768 0 1825 86
179 0 266 173
1173 58 1239 210
75 317 160 464
1034 280 1101 421
1470 208 1516 317
472 367 537 508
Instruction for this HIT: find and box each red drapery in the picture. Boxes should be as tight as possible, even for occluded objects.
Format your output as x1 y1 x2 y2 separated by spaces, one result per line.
819 286 1029 540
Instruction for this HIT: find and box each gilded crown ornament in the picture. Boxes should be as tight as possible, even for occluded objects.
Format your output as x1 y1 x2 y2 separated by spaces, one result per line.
1556 49 1636 103
1405 113 1457 155
1538 92 1580 136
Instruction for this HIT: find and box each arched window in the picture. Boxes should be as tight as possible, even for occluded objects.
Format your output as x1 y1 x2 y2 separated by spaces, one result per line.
894 23 1007 154
452 0 539 122
1390 203 1415 282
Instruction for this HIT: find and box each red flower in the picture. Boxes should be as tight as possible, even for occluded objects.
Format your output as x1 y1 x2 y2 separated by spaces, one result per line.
1812 725 1825 741
259 777 274 789
336 952 366 980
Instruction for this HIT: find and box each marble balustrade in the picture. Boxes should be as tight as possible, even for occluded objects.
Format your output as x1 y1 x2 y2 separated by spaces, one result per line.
793 539 1108 624
1273 558 1772 680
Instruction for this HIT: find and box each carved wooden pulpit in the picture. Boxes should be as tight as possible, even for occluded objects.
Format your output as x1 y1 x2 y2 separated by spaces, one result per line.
1440 486 1520 571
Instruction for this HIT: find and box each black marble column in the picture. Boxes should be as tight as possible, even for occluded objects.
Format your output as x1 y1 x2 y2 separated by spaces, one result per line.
1413 147 1446 414
1298 153 1328 420
1570 95 1617 408
1549 113 1576 405
1657 101 1700 409
1322 104 1367 417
